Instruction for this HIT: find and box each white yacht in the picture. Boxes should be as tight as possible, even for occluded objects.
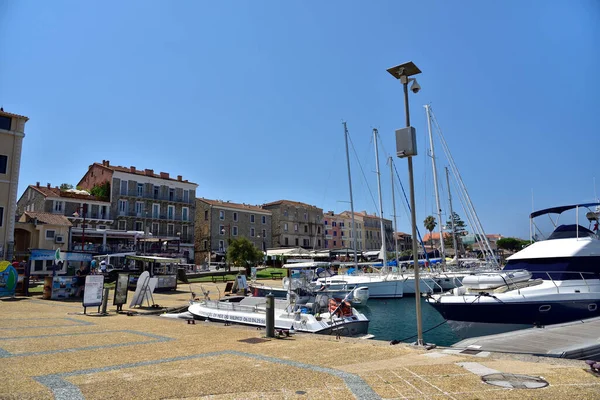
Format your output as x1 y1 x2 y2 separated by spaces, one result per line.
427 203 600 339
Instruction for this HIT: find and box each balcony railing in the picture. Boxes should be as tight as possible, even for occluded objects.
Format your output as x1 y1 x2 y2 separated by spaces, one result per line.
118 192 194 204
116 211 191 222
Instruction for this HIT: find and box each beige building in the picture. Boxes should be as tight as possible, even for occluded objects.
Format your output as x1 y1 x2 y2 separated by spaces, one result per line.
195 198 272 265
0 108 28 261
262 200 324 249
14 211 72 257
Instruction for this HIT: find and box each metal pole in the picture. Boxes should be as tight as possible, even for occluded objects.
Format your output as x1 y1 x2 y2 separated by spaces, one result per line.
343 122 358 266
425 105 446 268
389 157 399 268
403 80 423 346
445 167 458 259
373 129 387 268
265 293 275 338
101 287 109 314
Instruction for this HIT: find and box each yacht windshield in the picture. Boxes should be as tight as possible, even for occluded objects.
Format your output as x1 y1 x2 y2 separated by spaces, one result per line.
504 256 600 280
547 224 596 240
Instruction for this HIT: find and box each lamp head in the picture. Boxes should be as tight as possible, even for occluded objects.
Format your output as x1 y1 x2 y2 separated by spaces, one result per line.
410 79 421 94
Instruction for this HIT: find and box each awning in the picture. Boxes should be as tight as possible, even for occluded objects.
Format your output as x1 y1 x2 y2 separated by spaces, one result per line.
125 255 180 264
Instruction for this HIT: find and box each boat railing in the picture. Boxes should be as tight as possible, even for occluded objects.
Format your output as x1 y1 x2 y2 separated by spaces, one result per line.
542 271 599 294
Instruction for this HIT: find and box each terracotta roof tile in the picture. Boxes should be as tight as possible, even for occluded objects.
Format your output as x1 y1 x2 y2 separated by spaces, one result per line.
262 200 322 211
23 212 72 226
94 162 198 185
0 110 29 121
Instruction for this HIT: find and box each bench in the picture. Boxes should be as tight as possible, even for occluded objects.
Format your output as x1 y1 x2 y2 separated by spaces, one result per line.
211 275 227 283
270 271 284 279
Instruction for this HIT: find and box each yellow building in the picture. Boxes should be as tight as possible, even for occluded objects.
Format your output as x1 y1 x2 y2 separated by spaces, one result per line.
0 108 28 261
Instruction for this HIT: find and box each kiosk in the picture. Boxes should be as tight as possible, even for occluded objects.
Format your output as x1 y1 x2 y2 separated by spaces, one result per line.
125 255 179 291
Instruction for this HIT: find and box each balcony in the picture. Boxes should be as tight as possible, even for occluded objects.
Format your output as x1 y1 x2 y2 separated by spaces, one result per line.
115 211 192 222
118 192 194 204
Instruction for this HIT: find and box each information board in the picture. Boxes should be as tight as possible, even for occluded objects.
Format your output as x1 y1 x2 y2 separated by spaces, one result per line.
113 273 129 306
50 276 77 300
0 261 18 298
83 275 104 308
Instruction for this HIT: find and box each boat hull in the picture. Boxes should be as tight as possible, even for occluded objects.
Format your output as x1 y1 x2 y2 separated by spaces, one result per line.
188 301 370 337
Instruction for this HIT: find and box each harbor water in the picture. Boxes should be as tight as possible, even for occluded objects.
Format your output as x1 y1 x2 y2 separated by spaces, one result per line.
362 297 460 347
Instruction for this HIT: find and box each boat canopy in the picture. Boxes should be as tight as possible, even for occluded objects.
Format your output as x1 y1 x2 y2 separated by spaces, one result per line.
547 224 597 240
125 255 180 264
529 203 600 219
504 256 600 280
282 261 331 269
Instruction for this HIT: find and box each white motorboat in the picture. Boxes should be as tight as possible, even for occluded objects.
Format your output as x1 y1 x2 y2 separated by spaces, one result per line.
188 291 370 337
427 203 600 339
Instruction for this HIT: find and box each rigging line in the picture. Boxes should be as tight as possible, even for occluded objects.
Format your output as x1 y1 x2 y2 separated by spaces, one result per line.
348 130 380 214
391 160 431 264
390 320 448 344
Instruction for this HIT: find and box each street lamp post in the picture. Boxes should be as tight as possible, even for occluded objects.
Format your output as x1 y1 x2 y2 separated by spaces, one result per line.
220 224 231 272
73 204 88 268
387 61 426 347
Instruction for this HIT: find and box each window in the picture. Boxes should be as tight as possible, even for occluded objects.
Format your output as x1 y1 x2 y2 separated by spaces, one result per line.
284 237 289 246
167 224 174 236
120 180 128 195
204 210 208 220
137 183 144 196
45 230 55 239
182 225 188 240
232 226 238 236
167 205 174 220
304 225 308 233
341 231 344 236
153 186 159 199
262 229 266 238
169 188 175 201
317 227 321 234
219 225 225 235
0 155 7 174
318 239 321 247
152 222 159 235
250 227 255 237
304 213 307 221
262 215 266 224
135 221 143 231
118 220 126 230
182 207 189 222
295 238 299 246
0 116 11 131
53 200 64 213
283 209 288 217
325 220 328 225
233 212 238 222
325 230 328 235
332 221 336 227
135 201 144 216
153 204 160 218
284 223 288 232
118 200 128 215
294 224 298 232
183 190 189 203
333 231 337 236
203 240 208 250
219 210 224 220
98 225 106 230
219 240 224 251
303 239 309 247
250 214 255 223
333 241 337 246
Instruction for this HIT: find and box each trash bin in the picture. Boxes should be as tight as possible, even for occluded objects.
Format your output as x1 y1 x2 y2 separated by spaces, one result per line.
67 264 76 276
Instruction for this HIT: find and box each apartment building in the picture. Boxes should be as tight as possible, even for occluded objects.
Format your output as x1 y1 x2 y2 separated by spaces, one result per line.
355 211 393 251
77 160 198 261
0 108 28 260
338 211 364 251
262 200 324 249
16 183 114 253
195 198 271 265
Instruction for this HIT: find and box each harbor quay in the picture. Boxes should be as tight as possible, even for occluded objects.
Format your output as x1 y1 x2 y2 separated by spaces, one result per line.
1 282 598 400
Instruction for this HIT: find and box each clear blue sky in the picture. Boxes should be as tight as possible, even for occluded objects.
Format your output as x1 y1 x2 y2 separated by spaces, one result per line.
1 1 598 239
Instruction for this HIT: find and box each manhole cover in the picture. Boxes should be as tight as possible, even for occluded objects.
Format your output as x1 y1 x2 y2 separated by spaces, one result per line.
482 373 549 389
238 337 269 344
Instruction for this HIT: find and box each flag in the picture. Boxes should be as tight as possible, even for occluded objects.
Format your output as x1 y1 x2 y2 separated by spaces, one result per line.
55 248 61 263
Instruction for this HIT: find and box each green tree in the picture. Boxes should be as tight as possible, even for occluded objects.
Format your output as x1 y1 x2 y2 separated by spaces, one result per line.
423 215 437 248
226 237 264 269
445 212 466 235
59 183 73 191
496 237 528 252
89 182 111 200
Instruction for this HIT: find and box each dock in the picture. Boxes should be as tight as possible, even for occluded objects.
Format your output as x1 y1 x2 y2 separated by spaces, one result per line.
453 317 600 360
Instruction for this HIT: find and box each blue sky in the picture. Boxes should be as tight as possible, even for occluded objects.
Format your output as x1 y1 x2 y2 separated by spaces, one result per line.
1 1 598 239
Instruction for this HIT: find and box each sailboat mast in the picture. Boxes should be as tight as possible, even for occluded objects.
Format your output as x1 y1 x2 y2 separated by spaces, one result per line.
445 167 458 260
389 157 400 267
343 122 358 265
373 129 387 267
425 105 446 267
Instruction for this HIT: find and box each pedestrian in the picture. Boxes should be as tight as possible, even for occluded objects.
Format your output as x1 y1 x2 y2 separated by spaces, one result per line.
100 260 107 274
75 265 87 297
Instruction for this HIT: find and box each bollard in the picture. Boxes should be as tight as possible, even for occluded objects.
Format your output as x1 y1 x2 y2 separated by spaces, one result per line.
266 293 275 338
101 287 110 315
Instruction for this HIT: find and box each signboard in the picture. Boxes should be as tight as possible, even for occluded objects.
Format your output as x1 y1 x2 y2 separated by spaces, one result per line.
157 275 177 290
30 249 93 262
50 276 77 299
236 274 248 290
113 273 129 306
251 267 257 281
0 261 18 298
129 271 150 307
83 275 104 308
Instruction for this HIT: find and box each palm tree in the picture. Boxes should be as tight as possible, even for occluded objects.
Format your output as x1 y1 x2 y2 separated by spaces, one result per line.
423 216 437 251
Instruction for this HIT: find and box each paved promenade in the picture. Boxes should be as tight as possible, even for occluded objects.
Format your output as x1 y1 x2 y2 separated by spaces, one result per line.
1 281 598 399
